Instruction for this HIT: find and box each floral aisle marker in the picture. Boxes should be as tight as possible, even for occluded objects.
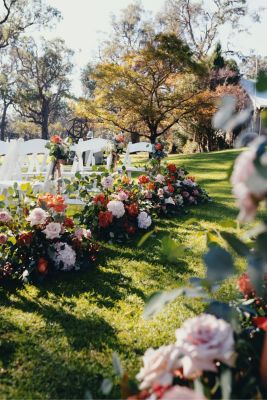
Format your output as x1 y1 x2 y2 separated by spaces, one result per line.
137 162 210 217
69 173 153 242
0 189 99 284
46 135 72 193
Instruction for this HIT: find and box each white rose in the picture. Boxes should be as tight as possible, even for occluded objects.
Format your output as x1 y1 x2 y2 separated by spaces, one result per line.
27 207 48 226
136 344 182 390
175 314 235 377
175 194 184 205
137 211 152 229
107 200 125 218
165 197 175 205
101 176 114 189
158 188 164 197
42 222 62 240
53 242 76 271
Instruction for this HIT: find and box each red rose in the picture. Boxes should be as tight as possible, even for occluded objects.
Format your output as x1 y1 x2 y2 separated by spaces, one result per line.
252 317 267 332
155 143 162 151
64 217 74 228
238 273 255 297
37 258 49 275
50 135 62 144
167 164 177 173
98 211 113 228
167 184 174 193
138 175 150 184
126 225 137 235
126 202 139 217
18 231 33 246
93 194 108 206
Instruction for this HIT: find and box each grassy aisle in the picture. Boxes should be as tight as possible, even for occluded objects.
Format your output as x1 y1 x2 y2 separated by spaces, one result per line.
0 149 242 399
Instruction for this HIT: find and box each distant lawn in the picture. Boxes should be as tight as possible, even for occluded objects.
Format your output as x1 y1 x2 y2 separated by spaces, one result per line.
0 149 246 399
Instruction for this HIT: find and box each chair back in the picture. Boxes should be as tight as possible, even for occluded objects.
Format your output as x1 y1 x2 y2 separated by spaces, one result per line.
123 141 152 168
0 140 10 156
19 139 49 174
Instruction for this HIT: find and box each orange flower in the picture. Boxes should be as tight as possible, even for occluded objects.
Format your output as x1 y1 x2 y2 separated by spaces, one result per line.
121 175 131 185
238 273 254 297
138 175 150 184
37 258 49 275
98 211 113 228
167 164 177 173
147 182 155 191
50 135 62 144
115 134 125 143
187 176 196 182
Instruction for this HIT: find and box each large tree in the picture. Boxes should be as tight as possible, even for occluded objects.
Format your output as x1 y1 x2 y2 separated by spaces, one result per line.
14 37 73 139
80 34 206 143
158 0 262 60
0 49 17 140
0 0 60 49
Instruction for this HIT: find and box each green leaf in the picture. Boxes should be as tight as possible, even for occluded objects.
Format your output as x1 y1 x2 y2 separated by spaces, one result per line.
220 368 232 400
143 288 195 319
160 236 186 263
100 378 113 395
203 246 235 282
220 231 250 257
137 229 155 247
112 353 124 377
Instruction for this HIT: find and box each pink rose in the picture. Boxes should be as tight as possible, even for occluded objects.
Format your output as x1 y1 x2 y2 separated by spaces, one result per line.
182 191 189 198
155 174 165 184
42 222 62 240
144 190 152 199
0 233 7 244
74 228 92 240
136 344 182 390
162 385 206 400
0 210 12 224
116 190 129 201
188 196 195 204
175 314 235 377
27 208 48 226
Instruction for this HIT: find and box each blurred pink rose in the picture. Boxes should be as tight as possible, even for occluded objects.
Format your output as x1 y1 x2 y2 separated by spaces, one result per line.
43 222 62 240
116 190 129 201
144 190 152 199
155 174 165 184
162 385 206 400
74 228 92 240
27 208 48 226
136 344 182 390
175 314 235 377
0 210 12 224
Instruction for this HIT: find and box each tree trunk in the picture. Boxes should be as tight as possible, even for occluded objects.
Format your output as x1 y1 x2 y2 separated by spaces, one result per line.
131 132 139 143
41 102 49 140
0 101 10 141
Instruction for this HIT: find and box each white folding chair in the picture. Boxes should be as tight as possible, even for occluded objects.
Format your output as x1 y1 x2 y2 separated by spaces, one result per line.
71 138 112 175
19 139 49 177
0 140 10 157
122 142 153 176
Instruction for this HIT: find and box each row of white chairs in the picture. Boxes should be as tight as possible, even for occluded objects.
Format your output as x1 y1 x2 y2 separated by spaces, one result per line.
0 138 153 178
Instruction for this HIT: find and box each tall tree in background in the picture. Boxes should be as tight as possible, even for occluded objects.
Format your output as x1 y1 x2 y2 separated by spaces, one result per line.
0 0 60 49
158 0 261 60
80 34 206 143
0 49 17 140
14 38 73 139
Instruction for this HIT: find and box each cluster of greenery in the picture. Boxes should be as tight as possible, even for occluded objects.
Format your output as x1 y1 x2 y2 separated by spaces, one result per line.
0 0 266 151
0 149 243 398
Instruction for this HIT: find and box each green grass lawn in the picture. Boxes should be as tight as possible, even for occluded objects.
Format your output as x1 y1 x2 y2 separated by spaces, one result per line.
0 149 245 399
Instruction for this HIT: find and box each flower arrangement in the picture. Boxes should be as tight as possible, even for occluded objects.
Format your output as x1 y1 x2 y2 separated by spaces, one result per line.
148 141 167 174
46 135 71 184
73 174 153 241
0 191 99 284
106 133 126 170
137 163 210 216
